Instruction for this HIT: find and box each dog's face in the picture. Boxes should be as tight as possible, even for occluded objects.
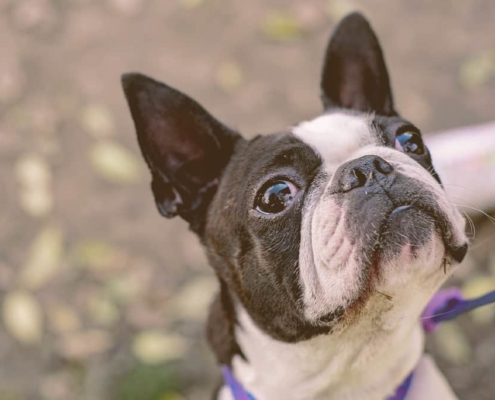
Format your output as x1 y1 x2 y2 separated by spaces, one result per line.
122 13 468 348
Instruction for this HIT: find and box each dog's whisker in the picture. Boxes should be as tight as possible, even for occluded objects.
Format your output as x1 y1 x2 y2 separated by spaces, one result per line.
453 203 495 226
470 232 495 251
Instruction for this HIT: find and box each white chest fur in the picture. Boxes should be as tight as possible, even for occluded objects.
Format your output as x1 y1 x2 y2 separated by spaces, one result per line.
217 303 458 400
222 303 425 400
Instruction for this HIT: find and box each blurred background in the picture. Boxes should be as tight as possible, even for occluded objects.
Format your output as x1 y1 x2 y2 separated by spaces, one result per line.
0 0 494 399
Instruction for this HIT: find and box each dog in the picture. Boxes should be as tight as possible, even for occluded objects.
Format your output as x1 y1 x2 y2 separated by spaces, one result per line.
121 12 468 400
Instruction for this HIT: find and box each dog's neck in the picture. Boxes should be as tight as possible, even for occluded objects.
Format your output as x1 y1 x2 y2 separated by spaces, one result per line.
227 299 425 400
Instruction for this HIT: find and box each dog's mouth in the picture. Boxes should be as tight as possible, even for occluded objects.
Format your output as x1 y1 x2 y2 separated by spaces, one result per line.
320 202 468 326
382 203 467 264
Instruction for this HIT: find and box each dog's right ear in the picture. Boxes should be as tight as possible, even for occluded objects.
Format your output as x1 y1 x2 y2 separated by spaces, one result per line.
320 13 396 116
121 73 242 231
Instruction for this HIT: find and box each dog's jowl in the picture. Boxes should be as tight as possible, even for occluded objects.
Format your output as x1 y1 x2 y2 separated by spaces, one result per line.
122 12 468 400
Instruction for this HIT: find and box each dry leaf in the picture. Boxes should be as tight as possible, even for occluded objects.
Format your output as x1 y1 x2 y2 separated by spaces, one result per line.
71 239 118 270
80 104 115 138
58 330 113 360
16 153 51 187
15 153 53 217
90 141 141 184
106 276 142 303
46 303 81 334
87 295 120 327
434 323 472 365
19 187 53 217
167 276 217 321
462 276 495 325
3 290 43 345
459 51 495 91
326 0 357 23
179 0 205 10
262 12 303 41
20 225 63 289
216 62 244 92
132 331 187 365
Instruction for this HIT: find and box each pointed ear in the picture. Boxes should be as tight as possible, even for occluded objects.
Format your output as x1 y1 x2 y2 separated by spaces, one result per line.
121 73 242 231
320 12 396 116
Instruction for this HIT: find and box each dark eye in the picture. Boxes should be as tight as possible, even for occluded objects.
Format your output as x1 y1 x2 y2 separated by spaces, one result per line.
395 131 425 155
255 180 298 214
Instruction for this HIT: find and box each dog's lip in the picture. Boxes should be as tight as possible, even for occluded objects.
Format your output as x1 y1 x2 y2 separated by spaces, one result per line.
386 202 468 263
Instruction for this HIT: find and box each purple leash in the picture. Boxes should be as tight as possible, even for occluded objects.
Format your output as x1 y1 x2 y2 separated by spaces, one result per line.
223 288 495 400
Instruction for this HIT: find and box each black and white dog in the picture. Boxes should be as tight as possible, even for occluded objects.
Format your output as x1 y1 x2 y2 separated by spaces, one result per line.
121 13 468 400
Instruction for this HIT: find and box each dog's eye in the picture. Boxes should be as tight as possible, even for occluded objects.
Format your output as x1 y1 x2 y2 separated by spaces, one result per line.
395 131 425 155
255 180 298 214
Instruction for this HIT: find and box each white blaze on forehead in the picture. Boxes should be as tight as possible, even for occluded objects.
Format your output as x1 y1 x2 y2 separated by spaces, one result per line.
292 112 377 168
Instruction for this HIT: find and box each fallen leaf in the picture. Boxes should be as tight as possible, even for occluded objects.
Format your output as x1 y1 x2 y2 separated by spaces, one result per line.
262 11 303 41
462 276 495 325
20 225 63 289
167 276 217 321
71 239 118 270
179 0 205 10
87 295 120 327
90 141 142 184
459 51 495 91
132 331 187 365
46 303 81 334
58 330 113 360
3 290 43 345
216 62 244 92
108 0 144 15
80 104 115 138
16 154 51 186
15 153 53 217
433 323 472 365
105 275 143 303
326 0 357 23
19 187 53 217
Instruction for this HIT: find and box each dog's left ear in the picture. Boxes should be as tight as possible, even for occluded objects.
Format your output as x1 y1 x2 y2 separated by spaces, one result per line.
320 12 396 116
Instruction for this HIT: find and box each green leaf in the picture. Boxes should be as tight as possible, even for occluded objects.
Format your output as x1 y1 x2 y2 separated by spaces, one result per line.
179 0 205 10
459 50 495 91
462 276 495 325
216 62 244 92
262 11 303 41
434 323 472 365
90 141 142 184
132 331 187 365
167 276 217 321
71 239 117 270
20 225 63 289
326 0 357 23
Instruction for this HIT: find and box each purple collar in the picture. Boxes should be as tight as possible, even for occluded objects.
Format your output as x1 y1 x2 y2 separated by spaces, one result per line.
222 288 495 400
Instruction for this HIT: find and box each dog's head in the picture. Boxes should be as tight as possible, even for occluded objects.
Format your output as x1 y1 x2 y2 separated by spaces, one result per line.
122 13 467 346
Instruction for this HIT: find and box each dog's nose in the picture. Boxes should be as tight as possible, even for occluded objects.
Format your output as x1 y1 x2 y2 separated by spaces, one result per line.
333 155 394 192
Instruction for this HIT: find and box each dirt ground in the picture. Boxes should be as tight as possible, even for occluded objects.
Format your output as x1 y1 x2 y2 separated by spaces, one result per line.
0 0 495 399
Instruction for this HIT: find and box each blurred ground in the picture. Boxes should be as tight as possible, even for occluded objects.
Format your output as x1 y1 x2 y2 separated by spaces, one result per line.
0 1 494 399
